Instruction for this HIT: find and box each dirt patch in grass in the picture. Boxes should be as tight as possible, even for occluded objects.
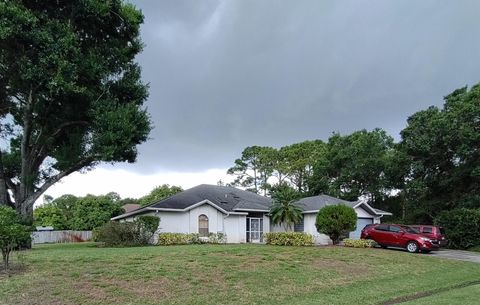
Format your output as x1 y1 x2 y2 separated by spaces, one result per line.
0 264 28 278
311 258 371 278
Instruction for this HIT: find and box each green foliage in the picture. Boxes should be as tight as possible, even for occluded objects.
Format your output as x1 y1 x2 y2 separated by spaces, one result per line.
157 232 227 245
0 206 31 270
315 205 357 244
94 222 139 247
139 185 183 206
399 84 480 222
207 232 226 244
0 0 151 217
227 146 277 194
343 238 375 248
137 216 160 235
33 193 123 230
94 216 159 247
279 140 326 193
33 203 68 230
269 185 303 230
434 208 480 249
157 233 192 245
309 129 395 203
227 141 325 195
264 232 314 246
70 194 123 230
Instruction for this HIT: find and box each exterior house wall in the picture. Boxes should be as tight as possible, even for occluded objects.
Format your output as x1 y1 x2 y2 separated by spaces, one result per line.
263 214 270 234
187 204 223 234
224 214 247 243
303 213 331 245
157 212 190 233
124 204 248 244
270 223 287 232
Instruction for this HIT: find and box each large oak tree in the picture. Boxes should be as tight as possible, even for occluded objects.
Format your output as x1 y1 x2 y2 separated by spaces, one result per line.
0 1 151 219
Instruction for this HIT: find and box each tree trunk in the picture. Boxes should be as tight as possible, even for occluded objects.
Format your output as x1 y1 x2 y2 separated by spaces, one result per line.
0 151 11 207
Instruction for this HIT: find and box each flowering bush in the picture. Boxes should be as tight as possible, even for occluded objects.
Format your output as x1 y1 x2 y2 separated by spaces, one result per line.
264 232 314 246
157 232 227 245
343 238 375 248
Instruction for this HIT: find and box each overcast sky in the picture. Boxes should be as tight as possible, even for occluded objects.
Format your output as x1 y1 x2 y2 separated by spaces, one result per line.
44 0 480 202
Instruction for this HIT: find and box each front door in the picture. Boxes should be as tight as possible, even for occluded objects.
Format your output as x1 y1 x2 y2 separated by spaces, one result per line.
247 218 262 243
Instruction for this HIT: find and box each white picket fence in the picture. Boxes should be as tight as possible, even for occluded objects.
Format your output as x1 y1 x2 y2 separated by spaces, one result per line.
32 230 92 244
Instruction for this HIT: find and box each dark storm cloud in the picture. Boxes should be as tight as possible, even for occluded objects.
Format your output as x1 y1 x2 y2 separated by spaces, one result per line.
123 0 480 173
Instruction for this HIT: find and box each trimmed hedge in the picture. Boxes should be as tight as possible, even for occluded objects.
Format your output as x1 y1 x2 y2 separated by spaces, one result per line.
157 232 227 245
343 238 375 248
264 232 314 246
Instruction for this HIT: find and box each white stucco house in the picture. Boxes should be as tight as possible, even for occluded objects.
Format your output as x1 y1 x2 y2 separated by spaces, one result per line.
111 184 391 244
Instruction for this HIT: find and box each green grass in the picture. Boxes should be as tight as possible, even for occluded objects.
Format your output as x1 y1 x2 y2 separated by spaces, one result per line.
403 284 480 304
468 245 480 253
1 243 480 305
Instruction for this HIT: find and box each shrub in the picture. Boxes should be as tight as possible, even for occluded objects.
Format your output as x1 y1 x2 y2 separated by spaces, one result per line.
0 207 32 271
157 232 227 245
264 232 314 246
343 238 375 248
208 232 226 244
157 233 192 245
315 205 357 244
94 216 160 247
434 208 480 249
136 216 160 244
94 221 138 247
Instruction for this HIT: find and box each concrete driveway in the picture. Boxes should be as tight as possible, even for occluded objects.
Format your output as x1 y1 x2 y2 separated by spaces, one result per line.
429 249 480 263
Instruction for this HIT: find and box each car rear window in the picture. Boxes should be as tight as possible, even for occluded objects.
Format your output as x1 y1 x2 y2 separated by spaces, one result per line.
422 227 433 233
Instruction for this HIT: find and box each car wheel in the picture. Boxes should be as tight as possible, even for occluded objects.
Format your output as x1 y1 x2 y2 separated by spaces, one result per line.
406 241 419 253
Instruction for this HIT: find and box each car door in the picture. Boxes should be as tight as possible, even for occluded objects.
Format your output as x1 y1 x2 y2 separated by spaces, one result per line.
388 225 404 246
372 224 389 244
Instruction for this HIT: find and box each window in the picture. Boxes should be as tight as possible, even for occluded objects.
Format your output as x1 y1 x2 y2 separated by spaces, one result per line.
375 224 389 231
402 226 418 234
422 227 433 234
389 225 402 233
198 214 209 237
294 216 304 232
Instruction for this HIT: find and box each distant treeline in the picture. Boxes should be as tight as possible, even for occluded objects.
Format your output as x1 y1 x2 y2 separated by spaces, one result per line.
227 83 480 224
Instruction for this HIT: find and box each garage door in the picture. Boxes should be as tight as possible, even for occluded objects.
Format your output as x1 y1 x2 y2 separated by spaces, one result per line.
349 218 373 239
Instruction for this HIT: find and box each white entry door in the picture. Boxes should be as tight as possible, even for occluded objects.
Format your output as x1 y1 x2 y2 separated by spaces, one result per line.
248 218 262 243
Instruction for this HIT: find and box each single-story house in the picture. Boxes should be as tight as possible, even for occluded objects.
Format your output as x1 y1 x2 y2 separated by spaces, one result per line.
112 184 391 244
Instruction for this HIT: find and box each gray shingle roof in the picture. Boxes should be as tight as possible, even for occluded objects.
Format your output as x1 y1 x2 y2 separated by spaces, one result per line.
148 184 272 212
111 185 391 221
294 194 358 212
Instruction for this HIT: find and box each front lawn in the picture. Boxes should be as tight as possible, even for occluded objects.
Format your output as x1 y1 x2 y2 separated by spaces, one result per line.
1 243 479 305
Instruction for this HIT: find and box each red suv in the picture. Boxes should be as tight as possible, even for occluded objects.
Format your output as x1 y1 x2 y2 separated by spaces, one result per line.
361 224 439 253
409 225 448 247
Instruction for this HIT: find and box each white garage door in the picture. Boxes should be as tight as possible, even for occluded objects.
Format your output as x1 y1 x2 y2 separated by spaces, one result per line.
349 218 373 239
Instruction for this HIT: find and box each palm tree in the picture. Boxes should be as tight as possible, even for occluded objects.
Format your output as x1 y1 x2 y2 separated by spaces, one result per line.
269 185 303 231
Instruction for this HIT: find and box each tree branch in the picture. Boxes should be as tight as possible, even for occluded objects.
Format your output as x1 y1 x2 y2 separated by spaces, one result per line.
30 120 89 171
23 157 95 211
